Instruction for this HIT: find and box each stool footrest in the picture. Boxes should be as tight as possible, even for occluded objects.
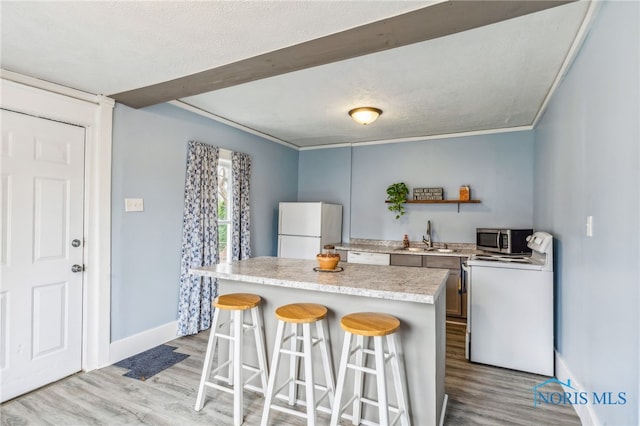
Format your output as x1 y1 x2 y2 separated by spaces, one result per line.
273 394 333 415
204 381 234 395
339 414 381 426
362 347 395 363
279 348 305 357
346 362 378 375
360 396 402 414
266 403 310 419
243 384 264 393
205 380 266 395
214 332 233 341
209 361 262 382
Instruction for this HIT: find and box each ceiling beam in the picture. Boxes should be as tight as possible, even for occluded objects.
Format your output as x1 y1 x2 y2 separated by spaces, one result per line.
111 0 575 108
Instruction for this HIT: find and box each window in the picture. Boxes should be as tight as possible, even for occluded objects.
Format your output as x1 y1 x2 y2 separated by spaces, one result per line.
218 150 232 263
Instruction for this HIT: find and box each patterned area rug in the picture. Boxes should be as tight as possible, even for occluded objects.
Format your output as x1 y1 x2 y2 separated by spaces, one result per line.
114 344 189 381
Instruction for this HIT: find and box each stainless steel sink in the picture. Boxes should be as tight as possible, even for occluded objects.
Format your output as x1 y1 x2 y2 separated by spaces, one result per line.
429 248 458 253
395 247 459 253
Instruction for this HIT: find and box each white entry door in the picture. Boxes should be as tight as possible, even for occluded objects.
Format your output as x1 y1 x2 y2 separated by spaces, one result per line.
0 109 85 402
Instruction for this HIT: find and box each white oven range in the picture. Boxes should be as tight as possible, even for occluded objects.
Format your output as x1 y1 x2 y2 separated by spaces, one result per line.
464 232 554 376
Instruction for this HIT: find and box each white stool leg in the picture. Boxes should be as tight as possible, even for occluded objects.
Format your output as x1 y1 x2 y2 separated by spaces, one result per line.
352 334 365 425
261 319 286 426
316 319 335 408
232 309 244 426
302 322 316 426
227 312 235 386
251 305 269 394
195 307 222 411
374 336 389 425
387 334 410 426
288 322 300 406
330 331 353 426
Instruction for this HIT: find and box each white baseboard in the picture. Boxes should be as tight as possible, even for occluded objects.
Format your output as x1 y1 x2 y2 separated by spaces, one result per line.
109 321 179 365
555 350 600 426
439 393 449 426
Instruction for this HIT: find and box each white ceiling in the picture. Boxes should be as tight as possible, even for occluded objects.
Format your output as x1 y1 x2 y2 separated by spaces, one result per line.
1 1 592 149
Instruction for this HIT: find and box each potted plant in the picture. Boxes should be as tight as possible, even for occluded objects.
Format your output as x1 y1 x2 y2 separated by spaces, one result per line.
386 182 409 219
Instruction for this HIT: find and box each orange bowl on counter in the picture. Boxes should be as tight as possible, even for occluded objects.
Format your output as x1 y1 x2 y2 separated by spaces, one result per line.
316 253 340 270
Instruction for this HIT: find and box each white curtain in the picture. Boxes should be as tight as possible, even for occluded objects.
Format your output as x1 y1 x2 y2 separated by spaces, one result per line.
231 151 251 260
177 141 219 336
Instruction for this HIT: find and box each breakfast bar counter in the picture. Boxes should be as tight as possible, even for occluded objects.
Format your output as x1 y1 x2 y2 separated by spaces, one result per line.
190 256 448 425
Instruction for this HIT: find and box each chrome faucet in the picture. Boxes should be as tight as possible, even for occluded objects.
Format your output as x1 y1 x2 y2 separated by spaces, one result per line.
423 220 433 248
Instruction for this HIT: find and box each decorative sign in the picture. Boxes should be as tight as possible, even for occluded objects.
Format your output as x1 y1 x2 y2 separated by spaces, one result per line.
413 187 443 201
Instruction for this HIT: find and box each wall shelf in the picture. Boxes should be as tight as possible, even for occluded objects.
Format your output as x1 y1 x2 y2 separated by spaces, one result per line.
386 199 481 213
402 199 480 204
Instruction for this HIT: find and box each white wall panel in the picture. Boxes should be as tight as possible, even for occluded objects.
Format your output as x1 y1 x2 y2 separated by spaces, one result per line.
34 138 70 165
32 282 67 358
33 178 68 261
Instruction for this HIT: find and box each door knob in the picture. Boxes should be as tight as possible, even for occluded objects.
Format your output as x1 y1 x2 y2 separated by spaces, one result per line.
72 239 82 248
71 264 85 273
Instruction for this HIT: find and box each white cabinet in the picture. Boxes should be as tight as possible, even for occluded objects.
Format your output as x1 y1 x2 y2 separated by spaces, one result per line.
346 251 390 265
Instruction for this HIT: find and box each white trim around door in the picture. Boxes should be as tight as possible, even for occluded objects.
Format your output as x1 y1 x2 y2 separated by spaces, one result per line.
1 70 114 371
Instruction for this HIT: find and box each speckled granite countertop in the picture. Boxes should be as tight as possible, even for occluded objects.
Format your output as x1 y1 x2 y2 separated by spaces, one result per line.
190 256 448 304
335 239 483 258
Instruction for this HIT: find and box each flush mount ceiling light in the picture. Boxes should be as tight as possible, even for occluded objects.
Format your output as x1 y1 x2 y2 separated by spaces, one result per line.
348 107 382 125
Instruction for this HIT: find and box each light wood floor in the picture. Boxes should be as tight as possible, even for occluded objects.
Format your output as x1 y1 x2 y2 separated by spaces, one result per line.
1 323 580 425
443 322 580 425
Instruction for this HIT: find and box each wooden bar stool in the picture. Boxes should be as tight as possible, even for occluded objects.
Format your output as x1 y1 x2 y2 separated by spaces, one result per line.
261 303 335 426
330 312 410 426
195 293 269 426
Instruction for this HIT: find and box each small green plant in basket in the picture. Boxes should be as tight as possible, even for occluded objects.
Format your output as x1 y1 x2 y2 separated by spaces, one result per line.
386 182 409 219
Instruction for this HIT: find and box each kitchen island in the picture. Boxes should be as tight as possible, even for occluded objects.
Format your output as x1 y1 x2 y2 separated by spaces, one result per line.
190 256 448 425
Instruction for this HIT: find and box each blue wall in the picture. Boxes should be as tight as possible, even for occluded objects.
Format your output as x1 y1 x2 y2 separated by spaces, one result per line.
299 132 534 244
298 146 352 241
111 103 298 341
534 2 639 424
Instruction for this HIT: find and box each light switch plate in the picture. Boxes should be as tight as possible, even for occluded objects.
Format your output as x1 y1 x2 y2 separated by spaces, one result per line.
586 215 593 237
125 198 144 212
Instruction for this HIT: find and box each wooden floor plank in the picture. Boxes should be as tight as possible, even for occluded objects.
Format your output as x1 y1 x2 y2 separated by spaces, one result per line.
1 323 580 425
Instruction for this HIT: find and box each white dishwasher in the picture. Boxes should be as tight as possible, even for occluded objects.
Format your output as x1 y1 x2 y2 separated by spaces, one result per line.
347 251 390 265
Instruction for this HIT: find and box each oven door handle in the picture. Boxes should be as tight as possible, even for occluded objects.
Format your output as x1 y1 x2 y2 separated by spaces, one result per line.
496 230 502 251
461 261 469 294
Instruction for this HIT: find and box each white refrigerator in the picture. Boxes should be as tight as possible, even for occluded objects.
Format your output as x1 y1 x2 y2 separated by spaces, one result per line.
277 202 342 260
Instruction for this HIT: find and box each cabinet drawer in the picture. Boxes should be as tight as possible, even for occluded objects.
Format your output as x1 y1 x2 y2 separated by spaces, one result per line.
390 254 423 267
423 255 461 269
347 251 390 265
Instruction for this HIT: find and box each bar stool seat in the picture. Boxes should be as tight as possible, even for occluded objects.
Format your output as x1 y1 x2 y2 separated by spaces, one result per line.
261 303 335 426
216 293 262 310
340 312 400 336
275 303 328 323
330 312 410 426
195 293 269 426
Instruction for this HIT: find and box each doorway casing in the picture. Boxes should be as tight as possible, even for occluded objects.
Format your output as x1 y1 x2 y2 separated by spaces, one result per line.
1 70 114 371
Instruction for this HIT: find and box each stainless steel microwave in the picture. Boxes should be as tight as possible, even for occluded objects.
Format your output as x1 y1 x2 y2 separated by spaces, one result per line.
476 228 533 254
